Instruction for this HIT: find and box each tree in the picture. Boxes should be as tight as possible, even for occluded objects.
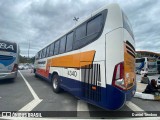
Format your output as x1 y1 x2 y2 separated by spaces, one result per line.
19 55 35 63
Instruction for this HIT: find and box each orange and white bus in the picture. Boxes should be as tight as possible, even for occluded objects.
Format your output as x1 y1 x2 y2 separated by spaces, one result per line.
34 3 136 110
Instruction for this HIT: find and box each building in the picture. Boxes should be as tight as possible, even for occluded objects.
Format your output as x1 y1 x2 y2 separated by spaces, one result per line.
136 51 160 59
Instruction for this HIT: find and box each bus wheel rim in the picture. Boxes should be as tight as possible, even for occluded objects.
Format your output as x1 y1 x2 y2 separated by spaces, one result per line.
53 78 58 89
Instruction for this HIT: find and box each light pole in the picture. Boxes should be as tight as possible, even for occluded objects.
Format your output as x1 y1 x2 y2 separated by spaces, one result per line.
28 39 30 63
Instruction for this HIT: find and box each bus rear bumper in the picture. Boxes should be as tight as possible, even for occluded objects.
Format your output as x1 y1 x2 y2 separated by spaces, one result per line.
0 71 17 80
104 84 136 110
123 85 136 101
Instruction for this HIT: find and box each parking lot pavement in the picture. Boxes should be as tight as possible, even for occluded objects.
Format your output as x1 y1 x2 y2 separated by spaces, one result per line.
0 73 33 111
20 70 133 112
0 70 160 118
20 70 77 112
136 74 160 82
136 74 160 92
131 73 160 111
131 98 160 111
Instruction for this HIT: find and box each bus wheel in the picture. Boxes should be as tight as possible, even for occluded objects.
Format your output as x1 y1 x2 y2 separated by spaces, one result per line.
52 74 61 93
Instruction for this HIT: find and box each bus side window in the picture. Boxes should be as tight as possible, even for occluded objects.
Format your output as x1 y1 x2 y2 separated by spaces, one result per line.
46 46 50 57
37 52 40 59
54 40 60 55
42 48 46 58
75 24 86 41
49 43 54 57
87 15 102 36
41 50 43 58
73 14 103 50
59 36 66 54
39 51 41 59
66 32 74 52
42 49 45 58
40 50 42 58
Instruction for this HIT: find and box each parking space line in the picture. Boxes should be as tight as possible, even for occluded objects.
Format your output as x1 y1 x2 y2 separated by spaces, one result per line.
126 101 144 111
77 100 90 117
18 70 43 112
18 70 39 99
18 99 42 111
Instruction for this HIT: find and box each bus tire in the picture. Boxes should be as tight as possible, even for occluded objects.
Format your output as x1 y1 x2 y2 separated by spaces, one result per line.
52 74 61 93
8 78 15 83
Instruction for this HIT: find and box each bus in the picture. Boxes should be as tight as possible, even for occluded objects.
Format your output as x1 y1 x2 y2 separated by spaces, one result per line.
34 4 136 110
0 40 19 80
157 59 160 74
136 57 157 74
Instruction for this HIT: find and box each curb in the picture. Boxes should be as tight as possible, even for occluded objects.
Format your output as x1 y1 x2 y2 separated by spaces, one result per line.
134 92 160 100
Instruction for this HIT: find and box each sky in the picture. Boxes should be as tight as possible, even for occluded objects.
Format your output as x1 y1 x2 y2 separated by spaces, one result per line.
0 0 160 57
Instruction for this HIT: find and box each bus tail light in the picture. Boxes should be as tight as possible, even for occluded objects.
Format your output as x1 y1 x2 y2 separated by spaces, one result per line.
12 64 18 72
112 62 126 90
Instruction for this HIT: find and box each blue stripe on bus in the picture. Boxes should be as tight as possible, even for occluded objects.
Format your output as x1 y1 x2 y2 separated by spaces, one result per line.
138 62 145 70
0 57 16 66
36 73 136 110
59 76 136 110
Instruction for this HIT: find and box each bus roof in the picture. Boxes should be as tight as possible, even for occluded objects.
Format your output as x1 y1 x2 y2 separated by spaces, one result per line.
37 3 121 54
136 57 157 59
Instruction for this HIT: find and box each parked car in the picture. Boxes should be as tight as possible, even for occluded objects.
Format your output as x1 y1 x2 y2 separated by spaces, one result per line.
18 65 24 70
23 65 29 70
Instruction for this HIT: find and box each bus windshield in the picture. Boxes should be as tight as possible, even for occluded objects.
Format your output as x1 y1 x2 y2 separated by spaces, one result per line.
148 62 156 69
147 58 157 69
0 40 17 53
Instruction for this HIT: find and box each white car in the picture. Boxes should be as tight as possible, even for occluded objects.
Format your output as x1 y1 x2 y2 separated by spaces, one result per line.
18 65 24 70
23 65 29 70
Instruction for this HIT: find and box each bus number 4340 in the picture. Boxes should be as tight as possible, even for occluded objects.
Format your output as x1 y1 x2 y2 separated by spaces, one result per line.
68 70 77 77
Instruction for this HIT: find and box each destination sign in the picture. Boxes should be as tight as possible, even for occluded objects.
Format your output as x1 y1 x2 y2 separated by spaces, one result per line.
0 40 17 53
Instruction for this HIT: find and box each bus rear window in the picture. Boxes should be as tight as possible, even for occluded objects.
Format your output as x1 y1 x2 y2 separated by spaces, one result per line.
0 40 17 53
122 12 134 39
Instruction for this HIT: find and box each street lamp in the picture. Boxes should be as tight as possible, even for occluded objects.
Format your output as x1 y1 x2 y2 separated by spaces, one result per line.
28 39 30 63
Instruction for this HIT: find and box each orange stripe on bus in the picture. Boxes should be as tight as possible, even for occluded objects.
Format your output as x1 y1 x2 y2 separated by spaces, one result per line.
37 68 49 78
124 42 135 90
49 50 96 68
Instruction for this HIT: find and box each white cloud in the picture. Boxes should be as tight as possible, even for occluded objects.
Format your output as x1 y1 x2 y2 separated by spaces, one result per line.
0 0 159 57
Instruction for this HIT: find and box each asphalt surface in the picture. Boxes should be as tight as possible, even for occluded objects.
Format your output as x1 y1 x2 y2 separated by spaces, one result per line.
0 70 160 118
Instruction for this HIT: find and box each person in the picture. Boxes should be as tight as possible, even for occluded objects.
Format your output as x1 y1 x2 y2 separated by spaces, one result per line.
141 73 149 84
143 79 159 94
140 69 146 76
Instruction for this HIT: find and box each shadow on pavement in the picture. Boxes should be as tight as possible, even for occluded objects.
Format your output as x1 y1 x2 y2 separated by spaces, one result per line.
0 79 15 84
